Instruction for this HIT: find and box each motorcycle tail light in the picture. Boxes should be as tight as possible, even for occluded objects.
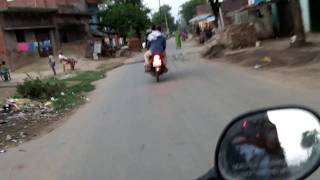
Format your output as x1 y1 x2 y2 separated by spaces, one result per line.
153 55 162 67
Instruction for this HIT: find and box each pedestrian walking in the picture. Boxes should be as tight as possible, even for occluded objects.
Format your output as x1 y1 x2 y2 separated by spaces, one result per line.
48 54 57 76
175 31 182 49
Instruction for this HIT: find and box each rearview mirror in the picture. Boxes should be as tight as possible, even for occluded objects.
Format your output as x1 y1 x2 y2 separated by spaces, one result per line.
216 107 320 180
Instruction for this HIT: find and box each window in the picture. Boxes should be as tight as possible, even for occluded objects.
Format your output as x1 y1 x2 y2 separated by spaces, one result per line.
15 30 26 42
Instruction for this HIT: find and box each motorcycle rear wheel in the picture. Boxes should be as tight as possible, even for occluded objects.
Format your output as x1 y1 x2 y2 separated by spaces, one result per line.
156 71 160 82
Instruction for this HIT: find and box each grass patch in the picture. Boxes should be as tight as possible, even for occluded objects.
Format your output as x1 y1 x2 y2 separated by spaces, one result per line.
51 70 106 111
16 70 107 112
52 92 85 111
64 70 106 82
16 77 66 100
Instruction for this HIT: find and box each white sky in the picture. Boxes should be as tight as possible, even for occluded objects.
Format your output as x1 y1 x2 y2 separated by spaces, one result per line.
143 0 187 20
268 109 320 166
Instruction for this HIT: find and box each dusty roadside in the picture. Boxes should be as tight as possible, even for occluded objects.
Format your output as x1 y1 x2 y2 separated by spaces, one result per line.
0 56 131 153
200 33 320 92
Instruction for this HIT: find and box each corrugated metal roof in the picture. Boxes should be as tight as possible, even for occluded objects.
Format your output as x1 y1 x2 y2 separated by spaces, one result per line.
189 13 212 23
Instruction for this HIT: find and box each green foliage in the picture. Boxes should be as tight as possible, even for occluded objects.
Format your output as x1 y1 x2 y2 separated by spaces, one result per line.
152 5 177 32
17 78 66 100
62 70 106 94
99 0 151 37
16 70 107 111
53 70 107 111
65 71 106 82
52 91 85 111
180 0 207 24
301 130 320 148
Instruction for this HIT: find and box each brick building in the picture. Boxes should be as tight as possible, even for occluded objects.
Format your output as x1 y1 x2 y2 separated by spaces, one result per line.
0 0 97 70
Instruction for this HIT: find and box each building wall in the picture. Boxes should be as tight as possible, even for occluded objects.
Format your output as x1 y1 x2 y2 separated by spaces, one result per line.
300 0 311 32
54 14 90 45
4 0 55 8
87 4 98 32
196 4 212 15
235 6 274 39
0 0 92 69
3 30 42 70
0 14 5 62
222 0 248 13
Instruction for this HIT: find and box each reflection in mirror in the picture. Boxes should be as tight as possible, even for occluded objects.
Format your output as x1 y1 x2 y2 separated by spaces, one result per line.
267 109 320 175
218 108 320 180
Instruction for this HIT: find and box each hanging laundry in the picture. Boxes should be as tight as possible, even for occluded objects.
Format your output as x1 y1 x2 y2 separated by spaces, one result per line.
17 43 29 52
112 38 116 48
28 42 39 52
44 40 51 47
119 38 123 46
39 41 44 49
34 42 39 49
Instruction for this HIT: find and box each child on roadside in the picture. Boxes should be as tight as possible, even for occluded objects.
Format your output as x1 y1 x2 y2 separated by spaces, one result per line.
0 61 10 81
48 54 56 76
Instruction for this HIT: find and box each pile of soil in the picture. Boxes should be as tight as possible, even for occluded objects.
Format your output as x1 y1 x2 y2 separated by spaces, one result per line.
219 24 258 49
225 49 320 68
202 44 226 59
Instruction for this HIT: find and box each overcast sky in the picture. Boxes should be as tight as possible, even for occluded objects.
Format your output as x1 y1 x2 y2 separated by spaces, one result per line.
143 0 187 20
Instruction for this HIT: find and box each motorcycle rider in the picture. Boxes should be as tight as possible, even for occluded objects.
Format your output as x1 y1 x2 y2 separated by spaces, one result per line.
144 25 167 72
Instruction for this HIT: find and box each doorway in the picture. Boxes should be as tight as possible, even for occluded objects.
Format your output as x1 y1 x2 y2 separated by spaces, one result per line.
309 0 320 32
35 29 52 57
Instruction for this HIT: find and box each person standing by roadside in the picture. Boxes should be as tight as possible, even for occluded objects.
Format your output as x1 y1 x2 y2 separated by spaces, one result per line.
48 54 57 76
58 51 68 72
175 31 182 49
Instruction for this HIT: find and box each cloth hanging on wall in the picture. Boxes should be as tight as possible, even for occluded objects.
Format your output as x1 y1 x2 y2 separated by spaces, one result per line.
17 43 29 52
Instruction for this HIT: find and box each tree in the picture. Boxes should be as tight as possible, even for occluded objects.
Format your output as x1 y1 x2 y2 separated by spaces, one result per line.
208 0 221 28
152 5 177 32
301 130 319 149
98 0 151 39
179 0 207 24
290 0 306 46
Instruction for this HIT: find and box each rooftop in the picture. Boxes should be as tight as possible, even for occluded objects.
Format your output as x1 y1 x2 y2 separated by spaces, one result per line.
0 7 57 13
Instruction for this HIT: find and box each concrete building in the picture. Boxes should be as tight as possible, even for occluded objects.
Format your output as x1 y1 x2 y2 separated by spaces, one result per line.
299 0 320 32
0 0 98 70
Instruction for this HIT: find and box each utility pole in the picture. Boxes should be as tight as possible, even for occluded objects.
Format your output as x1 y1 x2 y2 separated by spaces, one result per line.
159 0 170 34
165 13 170 34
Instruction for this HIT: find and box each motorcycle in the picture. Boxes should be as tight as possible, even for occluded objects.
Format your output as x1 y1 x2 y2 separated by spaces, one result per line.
197 106 320 180
148 53 167 82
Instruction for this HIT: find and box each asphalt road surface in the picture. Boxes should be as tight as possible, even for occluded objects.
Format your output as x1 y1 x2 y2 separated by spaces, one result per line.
0 39 319 180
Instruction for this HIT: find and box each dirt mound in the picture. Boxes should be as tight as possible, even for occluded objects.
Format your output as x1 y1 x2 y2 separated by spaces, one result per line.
219 24 257 49
226 49 320 68
202 44 226 59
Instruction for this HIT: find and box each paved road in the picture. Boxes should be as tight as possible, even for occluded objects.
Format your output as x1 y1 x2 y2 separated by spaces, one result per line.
0 39 319 180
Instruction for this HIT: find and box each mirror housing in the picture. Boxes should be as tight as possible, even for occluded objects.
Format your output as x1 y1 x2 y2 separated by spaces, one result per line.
215 106 320 180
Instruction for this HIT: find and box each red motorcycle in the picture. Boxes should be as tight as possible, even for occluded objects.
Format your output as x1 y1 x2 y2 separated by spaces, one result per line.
149 53 167 82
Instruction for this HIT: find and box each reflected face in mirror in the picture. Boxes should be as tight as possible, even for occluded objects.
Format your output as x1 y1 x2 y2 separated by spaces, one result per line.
218 108 320 180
